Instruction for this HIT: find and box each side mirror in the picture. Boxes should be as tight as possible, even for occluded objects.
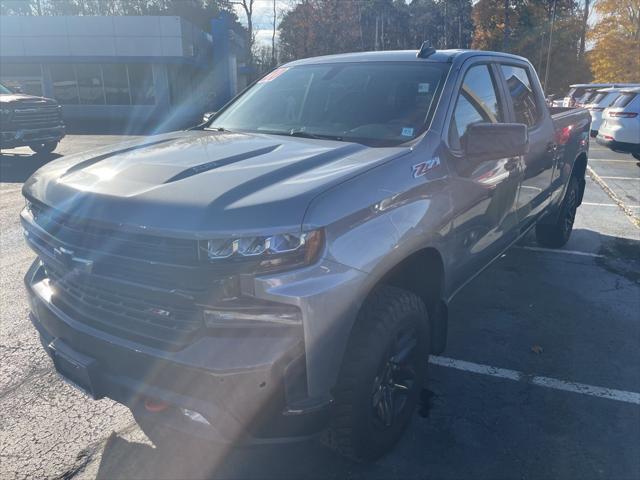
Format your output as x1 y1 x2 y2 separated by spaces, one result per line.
202 111 217 123
463 122 528 163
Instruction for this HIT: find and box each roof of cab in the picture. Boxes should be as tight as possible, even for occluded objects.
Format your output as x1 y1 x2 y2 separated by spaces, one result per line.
283 49 529 67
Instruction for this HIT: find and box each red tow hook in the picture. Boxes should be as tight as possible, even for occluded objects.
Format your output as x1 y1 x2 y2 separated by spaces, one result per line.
144 397 170 413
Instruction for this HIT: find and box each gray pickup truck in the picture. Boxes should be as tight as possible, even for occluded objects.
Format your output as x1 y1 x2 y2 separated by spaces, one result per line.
22 48 590 461
0 82 65 154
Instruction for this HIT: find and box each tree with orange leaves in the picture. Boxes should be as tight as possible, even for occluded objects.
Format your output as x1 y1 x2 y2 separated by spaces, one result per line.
588 0 640 82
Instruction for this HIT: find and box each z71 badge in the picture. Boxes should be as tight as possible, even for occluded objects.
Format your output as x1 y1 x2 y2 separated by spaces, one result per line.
412 157 441 178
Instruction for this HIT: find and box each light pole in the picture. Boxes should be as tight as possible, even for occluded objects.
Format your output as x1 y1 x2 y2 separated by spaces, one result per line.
543 0 558 93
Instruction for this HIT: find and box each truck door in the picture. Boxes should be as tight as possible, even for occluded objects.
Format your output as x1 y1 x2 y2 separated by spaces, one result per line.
446 62 523 288
498 64 555 228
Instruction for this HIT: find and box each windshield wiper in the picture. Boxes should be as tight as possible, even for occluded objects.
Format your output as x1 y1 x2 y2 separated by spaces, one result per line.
287 129 344 141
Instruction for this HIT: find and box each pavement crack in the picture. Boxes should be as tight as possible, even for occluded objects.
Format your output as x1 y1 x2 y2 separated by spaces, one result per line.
587 165 640 228
51 422 139 480
0 367 51 400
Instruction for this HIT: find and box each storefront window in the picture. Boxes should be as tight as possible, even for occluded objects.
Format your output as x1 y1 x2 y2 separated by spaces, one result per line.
0 63 43 96
50 64 79 104
76 64 105 105
168 64 193 106
102 64 130 105
128 64 155 105
46 63 156 106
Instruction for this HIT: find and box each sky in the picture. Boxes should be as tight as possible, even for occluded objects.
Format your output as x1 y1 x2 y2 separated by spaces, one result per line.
232 0 290 47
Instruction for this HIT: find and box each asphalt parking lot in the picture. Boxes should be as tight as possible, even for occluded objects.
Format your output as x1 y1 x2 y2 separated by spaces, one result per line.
1 136 639 479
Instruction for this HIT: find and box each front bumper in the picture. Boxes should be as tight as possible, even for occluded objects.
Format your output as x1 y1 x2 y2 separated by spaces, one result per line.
25 260 330 444
1 124 65 148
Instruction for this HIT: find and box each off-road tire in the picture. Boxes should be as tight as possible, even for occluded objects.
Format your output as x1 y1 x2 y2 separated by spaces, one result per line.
322 286 429 462
29 141 58 154
535 175 579 248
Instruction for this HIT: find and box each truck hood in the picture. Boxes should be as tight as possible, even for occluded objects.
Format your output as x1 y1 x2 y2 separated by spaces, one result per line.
0 93 58 106
23 130 410 236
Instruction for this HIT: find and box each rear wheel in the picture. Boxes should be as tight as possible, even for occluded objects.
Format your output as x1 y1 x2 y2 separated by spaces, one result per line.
535 175 579 248
29 141 58 154
323 286 429 462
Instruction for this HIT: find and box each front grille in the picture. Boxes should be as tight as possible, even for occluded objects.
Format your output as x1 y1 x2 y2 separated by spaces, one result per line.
30 203 200 265
23 202 228 349
12 104 62 129
45 262 203 349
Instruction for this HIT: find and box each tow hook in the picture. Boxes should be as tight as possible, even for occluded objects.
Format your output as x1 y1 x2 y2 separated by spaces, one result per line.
143 397 170 413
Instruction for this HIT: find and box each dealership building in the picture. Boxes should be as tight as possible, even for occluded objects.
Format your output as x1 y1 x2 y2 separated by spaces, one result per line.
0 14 246 129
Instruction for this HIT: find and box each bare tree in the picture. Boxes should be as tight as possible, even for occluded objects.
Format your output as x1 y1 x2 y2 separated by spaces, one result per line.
579 0 590 58
231 0 256 58
272 0 277 66
503 0 510 51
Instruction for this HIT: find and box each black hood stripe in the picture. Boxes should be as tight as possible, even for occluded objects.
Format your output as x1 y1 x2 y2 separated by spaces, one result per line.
61 138 177 178
164 144 282 183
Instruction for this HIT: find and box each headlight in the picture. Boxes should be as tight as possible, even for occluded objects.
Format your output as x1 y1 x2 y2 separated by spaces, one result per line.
202 229 324 273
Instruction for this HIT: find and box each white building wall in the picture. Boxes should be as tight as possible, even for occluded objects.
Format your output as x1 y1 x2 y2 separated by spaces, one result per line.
0 16 196 59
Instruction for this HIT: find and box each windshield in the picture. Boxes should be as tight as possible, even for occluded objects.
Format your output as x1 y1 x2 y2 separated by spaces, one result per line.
611 92 636 108
209 62 450 147
0 83 12 94
578 91 597 103
567 87 585 99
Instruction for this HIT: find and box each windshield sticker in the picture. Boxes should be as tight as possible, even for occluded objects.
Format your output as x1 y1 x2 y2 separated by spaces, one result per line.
418 83 430 93
258 67 289 83
412 157 441 178
401 127 414 137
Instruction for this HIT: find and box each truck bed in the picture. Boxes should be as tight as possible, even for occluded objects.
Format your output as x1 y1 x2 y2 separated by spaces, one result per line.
549 106 591 132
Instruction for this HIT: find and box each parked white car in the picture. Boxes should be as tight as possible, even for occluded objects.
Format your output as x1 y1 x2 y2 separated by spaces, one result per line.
561 83 639 108
597 87 640 160
585 87 625 137
563 83 612 107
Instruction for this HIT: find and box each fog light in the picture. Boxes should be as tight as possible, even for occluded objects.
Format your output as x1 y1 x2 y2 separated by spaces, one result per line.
144 398 170 413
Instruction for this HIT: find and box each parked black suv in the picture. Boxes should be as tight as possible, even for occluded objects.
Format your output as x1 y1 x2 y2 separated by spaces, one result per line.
0 83 65 154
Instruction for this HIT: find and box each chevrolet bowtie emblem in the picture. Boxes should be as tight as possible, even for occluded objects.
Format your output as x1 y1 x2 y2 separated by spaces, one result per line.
53 246 94 274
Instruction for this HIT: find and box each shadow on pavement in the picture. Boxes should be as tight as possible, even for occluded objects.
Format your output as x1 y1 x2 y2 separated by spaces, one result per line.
96 432 367 480
0 151 61 183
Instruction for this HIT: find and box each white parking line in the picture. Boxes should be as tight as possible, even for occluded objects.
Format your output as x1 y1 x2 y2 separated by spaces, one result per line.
515 245 603 258
599 176 640 181
587 166 640 228
429 356 640 405
589 158 638 163
582 202 640 209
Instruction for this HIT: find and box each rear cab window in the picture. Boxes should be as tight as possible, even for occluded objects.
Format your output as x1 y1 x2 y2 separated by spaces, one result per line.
499 64 542 128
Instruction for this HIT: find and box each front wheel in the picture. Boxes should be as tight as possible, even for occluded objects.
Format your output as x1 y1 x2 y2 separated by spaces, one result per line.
323 286 429 462
535 175 579 248
29 141 58 154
